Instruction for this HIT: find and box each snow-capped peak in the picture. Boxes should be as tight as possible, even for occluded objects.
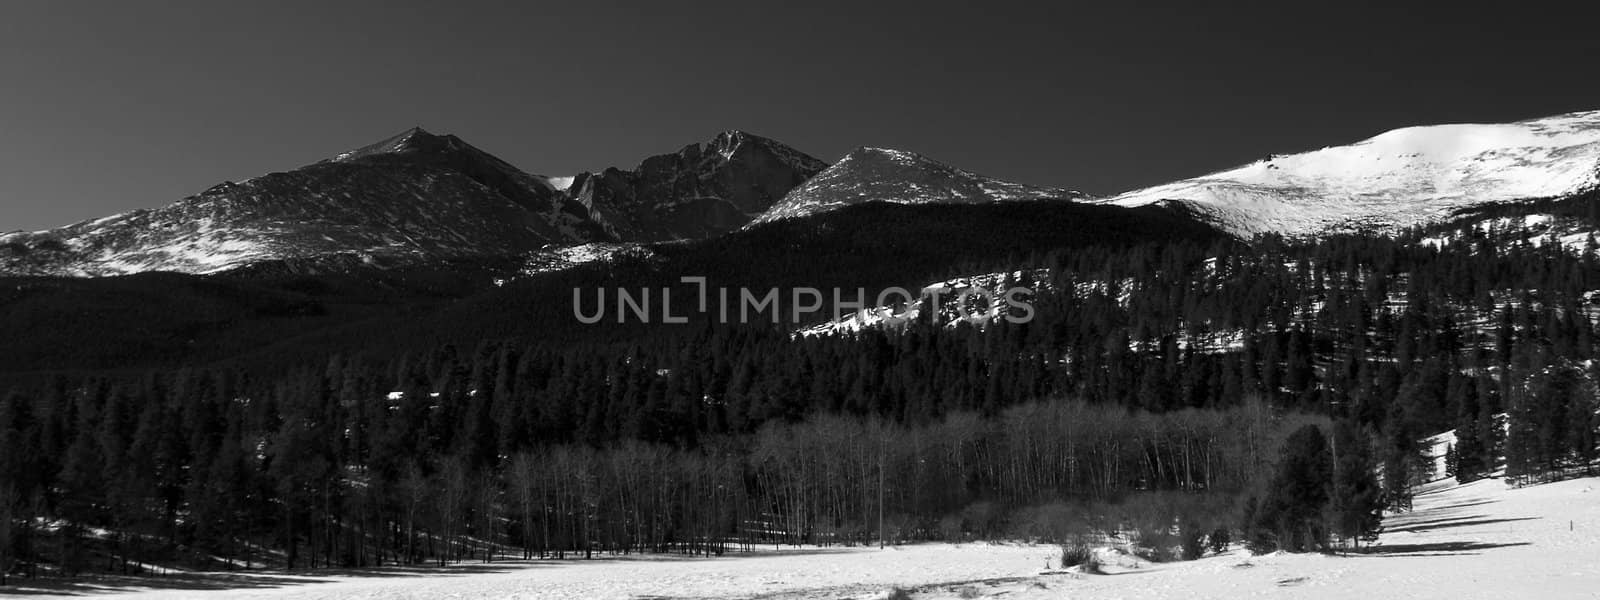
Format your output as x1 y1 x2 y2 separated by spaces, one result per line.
752 146 1084 225
1102 109 1600 237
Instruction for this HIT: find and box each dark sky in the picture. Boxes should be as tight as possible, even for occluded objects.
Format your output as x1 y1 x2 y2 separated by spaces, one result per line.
3 1 1598 232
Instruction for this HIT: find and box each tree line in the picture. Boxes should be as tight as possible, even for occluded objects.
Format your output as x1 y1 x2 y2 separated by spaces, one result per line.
0 369 1371 580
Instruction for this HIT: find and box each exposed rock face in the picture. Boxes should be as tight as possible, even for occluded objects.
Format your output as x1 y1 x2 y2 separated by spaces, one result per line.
569 131 829 241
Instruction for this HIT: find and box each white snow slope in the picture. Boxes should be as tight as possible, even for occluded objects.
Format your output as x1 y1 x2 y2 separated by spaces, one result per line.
20 475 1599 599
798 269 1048 337
1104 109 1600 237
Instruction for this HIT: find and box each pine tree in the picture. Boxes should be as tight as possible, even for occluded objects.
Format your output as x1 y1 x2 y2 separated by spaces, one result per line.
0 483 15 586
1326 421 1384 548
1452 378 1489 482
1380 409 1419 511
1253 425 1333 552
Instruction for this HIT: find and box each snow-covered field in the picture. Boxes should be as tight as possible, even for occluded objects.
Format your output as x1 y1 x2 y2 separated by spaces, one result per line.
979 476 1600 600
12 476 1599 599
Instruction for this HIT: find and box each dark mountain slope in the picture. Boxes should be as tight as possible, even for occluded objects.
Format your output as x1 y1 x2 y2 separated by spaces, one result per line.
0 199 1224 377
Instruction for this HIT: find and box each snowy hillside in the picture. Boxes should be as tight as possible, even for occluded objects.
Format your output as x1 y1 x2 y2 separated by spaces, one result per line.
1104 109 1600 237
753 147 1084 225
0 128 604 276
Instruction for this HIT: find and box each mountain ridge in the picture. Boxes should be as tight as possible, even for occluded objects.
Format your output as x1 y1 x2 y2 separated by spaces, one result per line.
0 128 828 277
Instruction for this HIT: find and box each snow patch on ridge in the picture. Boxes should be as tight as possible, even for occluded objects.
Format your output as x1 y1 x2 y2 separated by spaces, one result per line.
545 176 576 191
520 242 654 276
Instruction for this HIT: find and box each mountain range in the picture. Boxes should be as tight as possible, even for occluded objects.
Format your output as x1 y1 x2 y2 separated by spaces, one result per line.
4 109 1600 278
0 128 831 277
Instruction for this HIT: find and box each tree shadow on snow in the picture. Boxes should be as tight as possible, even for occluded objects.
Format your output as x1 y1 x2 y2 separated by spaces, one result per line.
0 563 522 597
0 572 332 597
1352 540 1532 556
1383 516 1540 534
1395 498 1499 515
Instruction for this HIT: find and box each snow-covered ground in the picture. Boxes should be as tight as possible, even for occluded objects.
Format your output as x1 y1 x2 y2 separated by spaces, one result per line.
973 476 1600 600
12 476 1599 599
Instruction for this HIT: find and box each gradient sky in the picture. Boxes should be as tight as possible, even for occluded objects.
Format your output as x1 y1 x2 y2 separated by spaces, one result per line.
3 1 1599 232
